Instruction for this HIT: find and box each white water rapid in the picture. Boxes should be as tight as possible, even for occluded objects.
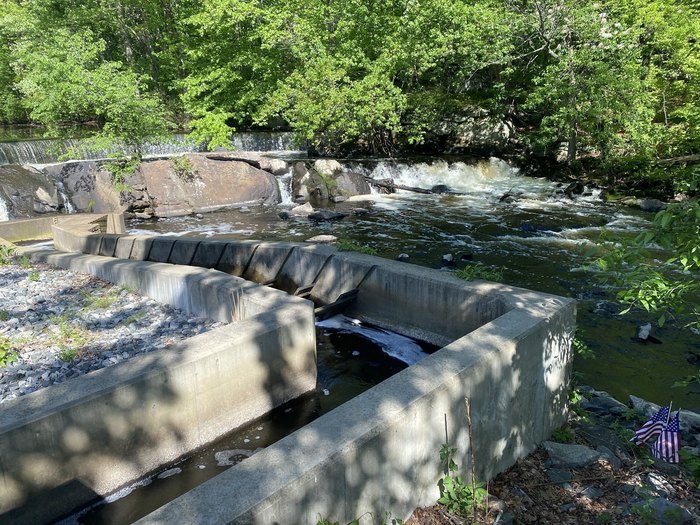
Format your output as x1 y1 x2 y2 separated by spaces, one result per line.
0 196 9 221
276 170 294 205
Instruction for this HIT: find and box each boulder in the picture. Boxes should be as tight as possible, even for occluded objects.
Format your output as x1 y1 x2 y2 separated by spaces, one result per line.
631 498 694 525
308 210 347 222
0 164 59 218
139 154 279 218
305 235 337 243
542 441 600 468
637 198 666 212
441 254 456 267
259 157 289 175
290 202 314 217
293 162 328 202
435 113 514 152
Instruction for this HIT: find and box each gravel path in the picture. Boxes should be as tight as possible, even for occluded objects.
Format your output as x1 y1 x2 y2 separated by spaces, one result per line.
0 258 224 403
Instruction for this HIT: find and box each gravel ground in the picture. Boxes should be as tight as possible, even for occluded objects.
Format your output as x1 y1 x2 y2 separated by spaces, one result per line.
0 258 224 403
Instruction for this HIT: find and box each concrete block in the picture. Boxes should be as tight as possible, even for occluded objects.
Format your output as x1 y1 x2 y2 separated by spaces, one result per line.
138 297 575 525
347 262 509 346
148 237 178 263
130 236 154 260
98 234 122 257
191 240 228 268
243 242 297 284
310 252 377 305
216 241 259 277
275 244 336 295
114 236 135 259
169 238 201 266
0 305 317 525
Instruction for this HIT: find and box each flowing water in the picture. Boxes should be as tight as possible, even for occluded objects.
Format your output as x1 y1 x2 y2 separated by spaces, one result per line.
0 132 300 165
130 157 700 412
13 154 700 523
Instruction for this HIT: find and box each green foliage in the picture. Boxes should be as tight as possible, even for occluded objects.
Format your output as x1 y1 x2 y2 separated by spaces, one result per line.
103 156 140 193
437 443 487 517
169 155 198 181
0 244 16 265
336 240 377 255
0 310 8 322
0 336 19 367
454 263 503 283
679 449 700 485
48 315 91 362
573 330 595 360
81 289 119 311
550 426 575 443
19 255 31 269
27 270 40 282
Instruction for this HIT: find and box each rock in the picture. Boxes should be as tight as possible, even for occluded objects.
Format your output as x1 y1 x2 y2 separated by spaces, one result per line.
581 394 629 416
139 155 280 217
258 158 289 175
330 195 348 203
645 472 676 498
637 198 666 212
305 235 337 243
431 184 453 194
278 211 290 220
353 208 369 216
543 441 600 468
546 468 573 485
308 210 347 221
631 498 694 525
638 323 652 340
195 213 204 219
289 202 314 217
313 159 343 176
460 252 474 262
0 165 60 218
564 181 585 197
397 253 410 262
435 113 513 151
579 486 604 501
441 254 456 267
578 424 633 466
596 445 622 469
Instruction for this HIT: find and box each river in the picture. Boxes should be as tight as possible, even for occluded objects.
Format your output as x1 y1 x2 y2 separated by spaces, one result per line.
128 156 700 412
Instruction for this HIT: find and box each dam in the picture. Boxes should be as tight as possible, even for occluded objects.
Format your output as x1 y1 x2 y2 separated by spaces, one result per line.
0 215 575 524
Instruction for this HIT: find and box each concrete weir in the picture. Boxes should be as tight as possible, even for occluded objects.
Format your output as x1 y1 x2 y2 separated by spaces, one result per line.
0 219 576 525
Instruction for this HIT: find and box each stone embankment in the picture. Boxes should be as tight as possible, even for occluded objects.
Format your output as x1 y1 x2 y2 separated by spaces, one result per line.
409 386 700 525
0 259 221 403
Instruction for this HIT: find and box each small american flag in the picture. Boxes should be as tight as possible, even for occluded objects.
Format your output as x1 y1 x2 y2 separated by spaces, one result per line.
631 405 670 444
652 411 681 463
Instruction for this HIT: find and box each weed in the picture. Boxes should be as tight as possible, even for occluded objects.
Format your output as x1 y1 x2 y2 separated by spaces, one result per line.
48 315 91 362
124 312 146 326
19 255 31 269
573 329 595 359
0 309 8 322
437 443 487 517
81 289 119 310
551 426 575 443
679 449 700 486
596 511 612 524
0 244 16 265
87 198 95 212
454 263 503 282
170 155 198 181
104 155 140 193
336 240 377 255
28 270 40 282
0 336 19 367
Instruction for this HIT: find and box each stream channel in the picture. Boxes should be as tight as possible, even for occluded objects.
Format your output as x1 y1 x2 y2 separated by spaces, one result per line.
2 142 695 522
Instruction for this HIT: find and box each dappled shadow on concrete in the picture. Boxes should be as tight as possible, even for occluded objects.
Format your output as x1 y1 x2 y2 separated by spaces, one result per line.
2 235 575 525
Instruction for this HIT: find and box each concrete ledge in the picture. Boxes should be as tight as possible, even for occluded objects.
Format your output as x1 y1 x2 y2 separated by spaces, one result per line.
1 251 317 524
242 242 296 284
0 213 125 243
138 297 575 525
216 241 259 276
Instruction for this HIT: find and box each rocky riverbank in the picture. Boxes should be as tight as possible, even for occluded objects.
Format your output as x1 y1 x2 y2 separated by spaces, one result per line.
407 387 700 525
0 256 222 403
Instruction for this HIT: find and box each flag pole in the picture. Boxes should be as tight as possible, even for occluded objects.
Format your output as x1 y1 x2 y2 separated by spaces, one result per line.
666 401 673 426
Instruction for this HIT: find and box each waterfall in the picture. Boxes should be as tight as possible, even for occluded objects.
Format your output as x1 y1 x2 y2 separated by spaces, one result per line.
55 180 76 214
0 132 302 166
276 170 294 205
229 132 300 152
0 196 9 221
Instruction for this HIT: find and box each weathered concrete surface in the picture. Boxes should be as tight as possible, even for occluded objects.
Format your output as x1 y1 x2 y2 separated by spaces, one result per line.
138 291 575 525
0 250 316 525
242 242 297 284
0 213 124 243
21 231 575 525
140 155 280 218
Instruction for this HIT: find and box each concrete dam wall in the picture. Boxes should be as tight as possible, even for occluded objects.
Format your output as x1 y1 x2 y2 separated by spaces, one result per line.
1 220 576 524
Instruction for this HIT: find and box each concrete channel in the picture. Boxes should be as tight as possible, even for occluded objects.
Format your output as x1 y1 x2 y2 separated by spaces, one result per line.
0 216 576 524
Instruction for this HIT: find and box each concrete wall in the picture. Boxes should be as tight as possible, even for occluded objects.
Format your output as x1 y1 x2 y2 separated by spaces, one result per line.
0 213 124 243
137 292 575 525
9 228 575 524
0 250 316 525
